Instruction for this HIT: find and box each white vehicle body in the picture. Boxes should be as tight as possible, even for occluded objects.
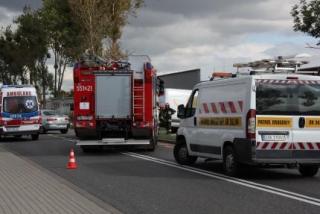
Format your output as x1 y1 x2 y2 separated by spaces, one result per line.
177 74 320 166
159 88 191 129
0 85 40 138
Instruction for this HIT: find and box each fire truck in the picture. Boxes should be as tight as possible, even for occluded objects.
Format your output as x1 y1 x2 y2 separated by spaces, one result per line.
73 54 160 152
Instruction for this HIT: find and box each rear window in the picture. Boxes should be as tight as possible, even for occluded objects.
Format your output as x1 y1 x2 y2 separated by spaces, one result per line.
256 82 320 115
3 96 38 114
43 111 57 116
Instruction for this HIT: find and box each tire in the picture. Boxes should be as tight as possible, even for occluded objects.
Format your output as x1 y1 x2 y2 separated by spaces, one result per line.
223 146 241 177
145 137 158 152
174 138 197 165
31 134 39 141
81 145 103 153
40 126 47 134
60 129 68 134
298 164 319 177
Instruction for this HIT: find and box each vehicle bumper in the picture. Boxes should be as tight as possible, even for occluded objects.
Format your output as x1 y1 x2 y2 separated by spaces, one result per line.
0 126 40 136
44 123 69 130
234 138 320 165
76 138 151 146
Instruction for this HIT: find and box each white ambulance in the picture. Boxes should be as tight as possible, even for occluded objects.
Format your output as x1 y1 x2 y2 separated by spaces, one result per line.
174 60 320 177
0 85 41 140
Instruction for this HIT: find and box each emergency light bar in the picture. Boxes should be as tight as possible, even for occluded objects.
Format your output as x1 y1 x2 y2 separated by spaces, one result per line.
233 56 309 74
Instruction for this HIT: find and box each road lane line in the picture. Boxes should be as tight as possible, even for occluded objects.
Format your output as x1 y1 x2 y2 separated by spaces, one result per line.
49 135 320 207
123 152 320 207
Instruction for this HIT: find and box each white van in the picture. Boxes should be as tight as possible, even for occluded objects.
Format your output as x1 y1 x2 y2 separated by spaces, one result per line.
175 74 320 177
0 85 41 140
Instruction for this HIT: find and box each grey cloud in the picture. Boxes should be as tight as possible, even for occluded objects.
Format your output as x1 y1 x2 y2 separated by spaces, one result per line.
0 0 41 11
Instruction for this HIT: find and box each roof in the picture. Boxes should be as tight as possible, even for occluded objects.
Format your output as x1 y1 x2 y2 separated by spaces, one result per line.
158 68 200 77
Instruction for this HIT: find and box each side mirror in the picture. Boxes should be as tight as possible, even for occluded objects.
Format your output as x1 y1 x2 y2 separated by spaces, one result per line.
70 104 74 111
177 104 185 119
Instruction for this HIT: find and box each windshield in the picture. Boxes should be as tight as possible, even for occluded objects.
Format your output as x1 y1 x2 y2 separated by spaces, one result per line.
43 110 58 116
3 96 38 114
256 82 320 115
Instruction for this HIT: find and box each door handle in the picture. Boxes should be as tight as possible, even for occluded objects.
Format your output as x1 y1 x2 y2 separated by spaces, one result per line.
299 117 305 128
194 117 197 126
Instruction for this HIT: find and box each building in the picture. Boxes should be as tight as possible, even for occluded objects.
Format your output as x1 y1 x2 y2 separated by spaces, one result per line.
158 69 201 90
45 97 73 115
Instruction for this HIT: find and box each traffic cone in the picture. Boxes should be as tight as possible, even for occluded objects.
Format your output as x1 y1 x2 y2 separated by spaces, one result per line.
67 148 77 169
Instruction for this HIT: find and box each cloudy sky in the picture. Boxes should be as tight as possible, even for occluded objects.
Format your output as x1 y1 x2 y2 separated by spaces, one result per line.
0 0 319 90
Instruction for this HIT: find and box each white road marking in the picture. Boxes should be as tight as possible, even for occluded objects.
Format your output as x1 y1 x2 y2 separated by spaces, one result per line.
123 152 320 207
50 135 320 207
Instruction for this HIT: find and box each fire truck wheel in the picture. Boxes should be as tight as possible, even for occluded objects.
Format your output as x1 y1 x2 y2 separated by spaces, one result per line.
60 129 68 134
174 139 197 165
223 145 241 177
298 164 319 177
81 145 103 153
145 139 157 151
31 134 39 141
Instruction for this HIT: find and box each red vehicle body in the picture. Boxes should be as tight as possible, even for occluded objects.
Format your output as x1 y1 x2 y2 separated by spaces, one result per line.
73 55 158 151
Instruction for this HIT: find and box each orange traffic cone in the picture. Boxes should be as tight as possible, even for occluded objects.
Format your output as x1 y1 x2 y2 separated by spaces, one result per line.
67 148 77 169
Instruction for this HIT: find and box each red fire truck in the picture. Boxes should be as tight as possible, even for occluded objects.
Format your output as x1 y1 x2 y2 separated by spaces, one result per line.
73 54 159 152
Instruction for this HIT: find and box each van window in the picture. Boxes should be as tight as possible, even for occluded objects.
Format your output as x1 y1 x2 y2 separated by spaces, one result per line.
256 83 320 115
3 96 38 114
185 90 199 117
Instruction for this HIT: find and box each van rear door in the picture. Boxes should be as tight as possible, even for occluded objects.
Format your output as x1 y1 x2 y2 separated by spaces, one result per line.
255 79 320 161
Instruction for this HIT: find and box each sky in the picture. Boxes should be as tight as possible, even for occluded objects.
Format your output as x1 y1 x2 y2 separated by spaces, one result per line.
0 0 319 90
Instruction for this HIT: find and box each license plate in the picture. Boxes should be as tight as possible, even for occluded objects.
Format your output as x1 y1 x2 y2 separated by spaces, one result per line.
6 127 19 132
262 135 286 141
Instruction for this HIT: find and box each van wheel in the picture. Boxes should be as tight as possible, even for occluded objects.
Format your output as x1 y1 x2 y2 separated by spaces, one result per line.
223 146 240 176
298 164 319 177
174 138 197 165
31 134 39 141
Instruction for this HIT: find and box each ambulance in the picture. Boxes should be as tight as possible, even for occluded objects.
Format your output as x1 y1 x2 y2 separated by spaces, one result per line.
0 85 41 140
174 58 320 177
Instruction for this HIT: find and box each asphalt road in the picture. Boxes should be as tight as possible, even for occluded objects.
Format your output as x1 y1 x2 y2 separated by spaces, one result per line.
1 131 320 214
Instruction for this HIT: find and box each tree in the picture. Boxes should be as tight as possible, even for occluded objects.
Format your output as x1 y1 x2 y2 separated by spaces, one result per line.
0 27 25 84
14 7 49 85
292 0 320 45
14 7 54 104
68 0 144 59
40 0 82 97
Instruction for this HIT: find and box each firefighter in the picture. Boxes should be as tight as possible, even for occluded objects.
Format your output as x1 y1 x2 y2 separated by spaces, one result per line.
159 103 176 134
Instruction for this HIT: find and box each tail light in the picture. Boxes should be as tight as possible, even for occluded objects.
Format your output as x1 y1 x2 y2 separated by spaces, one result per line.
246 109 256 140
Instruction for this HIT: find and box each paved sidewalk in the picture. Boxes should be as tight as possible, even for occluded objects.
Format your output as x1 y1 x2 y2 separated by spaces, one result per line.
0 146 120 214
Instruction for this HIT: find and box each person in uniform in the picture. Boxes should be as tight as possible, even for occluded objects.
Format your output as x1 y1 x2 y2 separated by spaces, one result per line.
159 103 176 134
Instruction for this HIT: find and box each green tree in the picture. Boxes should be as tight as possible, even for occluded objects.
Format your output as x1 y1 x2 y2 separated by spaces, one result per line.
14 7 49 85
14 7 53 104
40 0 82 97
68 0 144 59
292 0 320 44
0 26 27 84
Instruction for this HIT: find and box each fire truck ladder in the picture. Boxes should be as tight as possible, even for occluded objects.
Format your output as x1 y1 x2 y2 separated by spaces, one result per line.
133 71 145 122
